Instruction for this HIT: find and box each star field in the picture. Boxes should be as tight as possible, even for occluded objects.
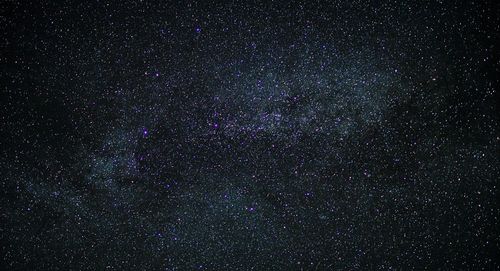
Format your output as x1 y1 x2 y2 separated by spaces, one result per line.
1 0 499 270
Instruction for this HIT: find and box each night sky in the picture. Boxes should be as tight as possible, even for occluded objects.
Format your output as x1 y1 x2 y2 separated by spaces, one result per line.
1 0 499 270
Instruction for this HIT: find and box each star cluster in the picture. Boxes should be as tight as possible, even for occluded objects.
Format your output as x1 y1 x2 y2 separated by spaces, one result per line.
1 0 499 270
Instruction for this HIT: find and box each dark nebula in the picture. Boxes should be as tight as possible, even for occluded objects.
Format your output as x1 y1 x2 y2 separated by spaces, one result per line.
1 1 499 270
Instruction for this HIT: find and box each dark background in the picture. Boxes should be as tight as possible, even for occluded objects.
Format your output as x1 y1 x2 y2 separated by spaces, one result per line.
1 0 499 270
